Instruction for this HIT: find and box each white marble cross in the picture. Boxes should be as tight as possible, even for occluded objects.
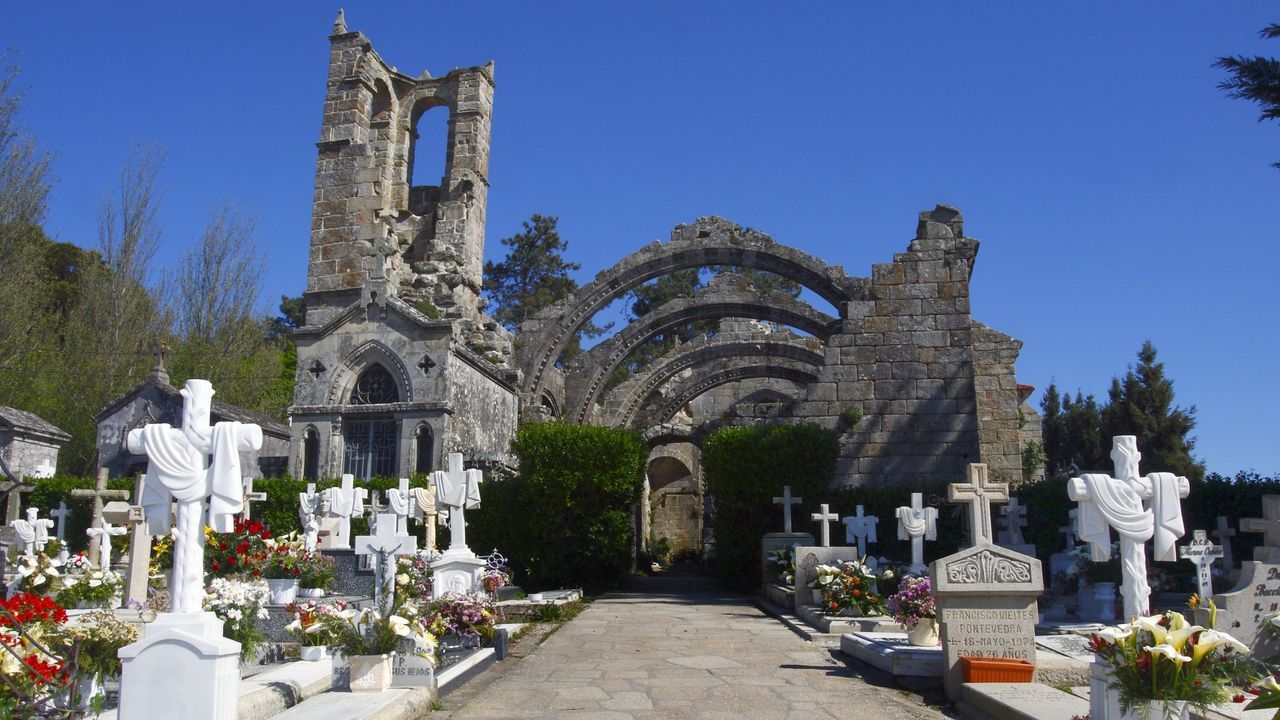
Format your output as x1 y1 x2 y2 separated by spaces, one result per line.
948 463 1009 545
1068 435 1191 621
1240 495 1280 563
354 512 418 608
1212 515 1236 572
11 507 52 559
86 520 127 568
298 482 320 551
811 504 839 547
432 453 482 553
896 493 937 576
1179 529 1224 601
386 478 414 536
70 468 129 558
320 475 368 550
773 486 803 534
50 500 70 541
842 505 878 559
241 477 267 521
998 496 1029 546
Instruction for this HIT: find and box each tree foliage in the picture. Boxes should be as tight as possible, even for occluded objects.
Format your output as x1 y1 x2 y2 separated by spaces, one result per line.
1041 341 1203 480
1216 23 1280 168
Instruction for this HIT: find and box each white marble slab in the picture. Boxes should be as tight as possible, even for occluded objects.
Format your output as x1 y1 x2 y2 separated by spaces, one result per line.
959 682 1088 720
839 632 944 678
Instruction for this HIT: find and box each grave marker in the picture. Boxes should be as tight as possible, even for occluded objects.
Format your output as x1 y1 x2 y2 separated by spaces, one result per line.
410 480 438 551
1241 496 1280 563
811 504 839 547
241 477 267 521
1212 515 1236 576
354 512 418 608
386 478 413 535
70 468 128 562
102 474 151 605
949 463 1008 545
429 453 486 598
896 493 937 576
50 500 69 541
842 505 878 560
1178 529 1223 601
773 486 803 534
86 520 126 568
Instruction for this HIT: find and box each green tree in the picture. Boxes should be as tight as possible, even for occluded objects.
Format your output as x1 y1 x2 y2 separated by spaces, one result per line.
1216 23 1280 168
482 214 606 360
1102 341 1204 480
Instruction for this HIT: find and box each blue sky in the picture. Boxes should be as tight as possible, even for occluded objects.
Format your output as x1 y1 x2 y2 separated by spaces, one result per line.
8 2 1278 474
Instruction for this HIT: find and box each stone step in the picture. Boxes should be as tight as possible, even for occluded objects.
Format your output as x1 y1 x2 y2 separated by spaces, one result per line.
957 682 1088 720
270 688 434 720
839 632 944 680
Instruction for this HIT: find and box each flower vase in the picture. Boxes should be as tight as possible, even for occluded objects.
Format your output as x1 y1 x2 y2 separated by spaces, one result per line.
349 653 393 692
1121 701 1188 720
70 672 101 710
300 645 328 662
299 587 325 599
266 578 300 606
905 618 939 646
1093 582 1117 622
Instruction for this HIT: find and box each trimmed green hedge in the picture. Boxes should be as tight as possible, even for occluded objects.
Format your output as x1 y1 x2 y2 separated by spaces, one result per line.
467 423 645 594
703 423 841 592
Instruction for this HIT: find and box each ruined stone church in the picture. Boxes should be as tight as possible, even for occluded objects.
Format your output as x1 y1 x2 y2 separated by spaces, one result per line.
286 15 1039 556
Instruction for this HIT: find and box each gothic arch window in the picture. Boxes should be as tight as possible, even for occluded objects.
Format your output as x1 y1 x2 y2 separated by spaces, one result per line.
410 104 449 188
414 424 434 474
302 426 319 481
343 364 400 480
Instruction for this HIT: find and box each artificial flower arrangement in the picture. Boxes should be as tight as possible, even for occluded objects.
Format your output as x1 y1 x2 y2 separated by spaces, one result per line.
887 575 936 630
481 556 511 596
15 549 64 595
55 565 124 609
806 558 888 616
204 576 271 659
260 532 308 580
1088 604 1255 717
205 518 272 577
310 602 437 660
422 592 500 648
63 610 139 683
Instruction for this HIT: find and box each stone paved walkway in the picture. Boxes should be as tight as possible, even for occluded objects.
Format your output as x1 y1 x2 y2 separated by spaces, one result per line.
445 590 953 719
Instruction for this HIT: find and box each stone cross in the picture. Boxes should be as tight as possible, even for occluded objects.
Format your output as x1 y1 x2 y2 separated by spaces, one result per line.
1058 509 1079 551
103 474 151 606
842 505 878 558
1212 515 1236 572
810 504 839 547
50 500 69 541
1240 495 1280 563
70 468 129 557
1068 435 1191 621
431 453 482 553
126 378 263 614
241 477 267 521
998 496 1029 546
948 463 1009 545
773 486 803 534
896 493 937 576
354 512 418 608
86 520 127 568
1179 529 1224 601
386 478 413 535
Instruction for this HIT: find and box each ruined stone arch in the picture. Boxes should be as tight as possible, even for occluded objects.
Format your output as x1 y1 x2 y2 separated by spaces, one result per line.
601 335 825 428
327 340 415 405
517 216 869 412
635 359 822 429
562 284 837 424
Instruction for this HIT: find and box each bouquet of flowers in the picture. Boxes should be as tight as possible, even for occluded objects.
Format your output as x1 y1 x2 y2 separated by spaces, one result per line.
0 592 72 716
313 604 436 660
205 518 272 578
766 547 796 585
1089 608 1254 716
15 552 64 596
56 567 124 609
887 575 935 629
423 592 500 646
806 559 887 616
395 551 435 601
261 532 307 580
482 555 510 595
63 610 138 680
204 577 271 659
298 552 336 592
284 600 348 647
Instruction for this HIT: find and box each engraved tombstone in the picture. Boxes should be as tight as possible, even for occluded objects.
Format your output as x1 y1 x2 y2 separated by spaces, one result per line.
1193 496 1280 656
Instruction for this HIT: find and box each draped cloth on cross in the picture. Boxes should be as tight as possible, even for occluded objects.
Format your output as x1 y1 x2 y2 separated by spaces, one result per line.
896 506 937 541
139 422 249 535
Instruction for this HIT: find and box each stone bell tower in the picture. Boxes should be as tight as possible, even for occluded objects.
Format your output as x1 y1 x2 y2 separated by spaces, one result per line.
305 9 495 324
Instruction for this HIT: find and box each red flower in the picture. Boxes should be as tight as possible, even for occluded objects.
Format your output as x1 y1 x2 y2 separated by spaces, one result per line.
211 561 221 572
253 569 261 577
1233 694 1246 703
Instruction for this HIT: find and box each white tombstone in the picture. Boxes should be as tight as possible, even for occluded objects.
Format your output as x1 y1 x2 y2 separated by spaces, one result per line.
86 520 126 568
1068 435 1190 621
810 504 839 547
1179 529 1223 601
298 482 320 551
50 500 70 541
318 475 367 550
999 497 1028 545
118 379 259 720
386 478 414 536
354 512 418 608
429 453 486 598
896 493 937 576
842 505 878 560
773 486 803 534
410 480 438 552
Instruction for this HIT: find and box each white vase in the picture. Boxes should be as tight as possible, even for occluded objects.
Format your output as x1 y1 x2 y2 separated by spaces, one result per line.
906 618 939 647
300 645 328 662
349 653 393 692
1120 701 1188 720
267 578 300 606
299 587 325 599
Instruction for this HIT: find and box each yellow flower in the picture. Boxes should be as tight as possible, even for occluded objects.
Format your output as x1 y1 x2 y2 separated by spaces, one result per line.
1136 614 1170 646
1164 624 1203 654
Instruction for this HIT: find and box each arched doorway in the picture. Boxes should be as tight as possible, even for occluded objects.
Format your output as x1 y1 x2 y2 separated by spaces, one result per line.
645 446 701 560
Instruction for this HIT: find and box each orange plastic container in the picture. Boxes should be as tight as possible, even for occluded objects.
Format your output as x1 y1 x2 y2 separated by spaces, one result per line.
960 657 1035 683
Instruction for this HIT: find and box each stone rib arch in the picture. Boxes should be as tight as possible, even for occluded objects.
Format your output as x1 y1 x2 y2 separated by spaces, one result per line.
326 340 415 405
601 334 826 428
517 216 869 411
635 359 821 429
563 286 837 424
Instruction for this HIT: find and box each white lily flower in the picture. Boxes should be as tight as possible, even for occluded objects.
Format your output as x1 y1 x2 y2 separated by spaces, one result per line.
1136 615 1169 646
1252 676 1280 693
1095 625 1135 643
285 619 302 633
1144 644 1191 664
1192 629 1249 664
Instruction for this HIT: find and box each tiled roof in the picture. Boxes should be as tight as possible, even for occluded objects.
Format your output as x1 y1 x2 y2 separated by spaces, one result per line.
0 406 71 441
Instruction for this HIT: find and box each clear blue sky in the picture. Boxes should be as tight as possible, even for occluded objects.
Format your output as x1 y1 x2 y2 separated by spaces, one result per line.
8 3 1278 475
